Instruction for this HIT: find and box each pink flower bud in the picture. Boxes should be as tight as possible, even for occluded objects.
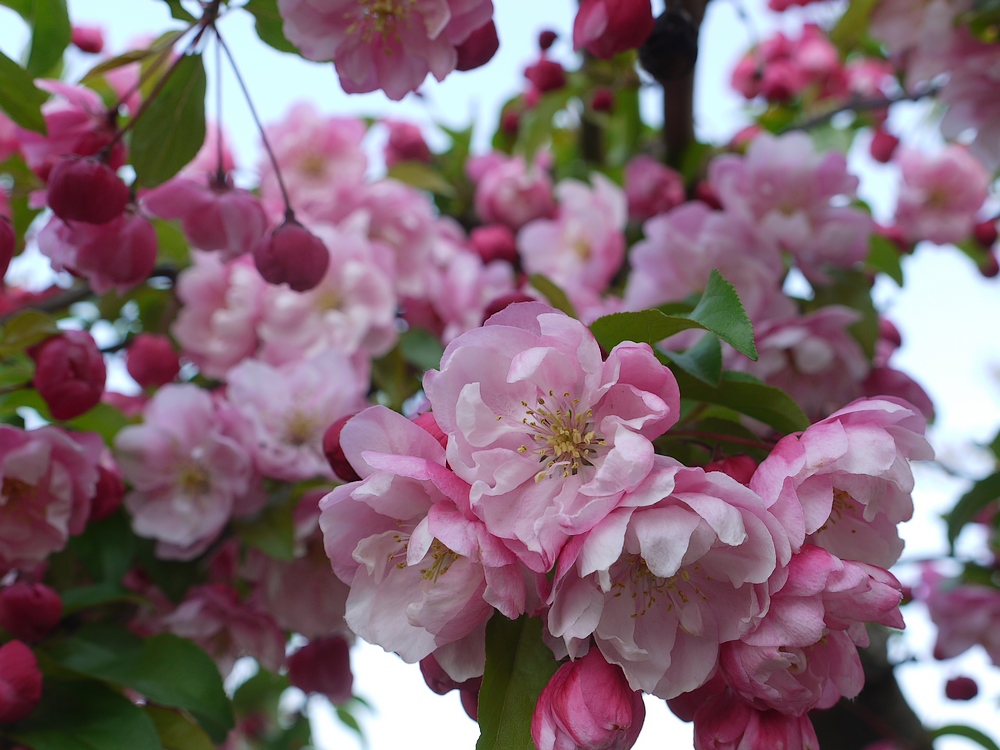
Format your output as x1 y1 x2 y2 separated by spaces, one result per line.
30 330 106 421
286 636 353 704
592 88 615 112
384 121 431 168
705 455 758 486
126 333 180 389
254 218 330 293
870 128 900 164
411 412 448 450
524 59 566 94
323 414 360 482
531 649 645 750
419 653 482 720
47 156 129 225
693 181 722 210
624 155 685 222
539 30 558 51
574 0 655 60
0 583 62 642
0 216 13 279
945 675 978 701
89 455 125 522
456 20 500 72
71 25 105 54
470 224 517 265
974 219 998 249
0 640 42 724
483 291 537 321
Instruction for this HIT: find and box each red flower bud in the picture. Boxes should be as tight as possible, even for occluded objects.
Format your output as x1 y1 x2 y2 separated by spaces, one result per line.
591 88 615 113
287 636 353 704
524 59 566 94
47 156 129 225
694 181 722 210
870 128 900 164
705 455 758 486
483 292 537 321
89 458 125 522
411 412 448 450
470 224 518 265
71 25 105 54
574 0 655 60
384 121 431 168
456 20 499 72
30 330 106 421
0 640 42 724
973 219 998 249
323 414 361 482
501 110 521 135
538 30 558 51
981 251 999 278
945 675 978 701
0 583 62 642
0 216 14 279
126 333 180 389
254 218 330 292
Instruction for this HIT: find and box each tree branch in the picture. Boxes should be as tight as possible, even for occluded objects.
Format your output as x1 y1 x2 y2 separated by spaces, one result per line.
781 86 941 134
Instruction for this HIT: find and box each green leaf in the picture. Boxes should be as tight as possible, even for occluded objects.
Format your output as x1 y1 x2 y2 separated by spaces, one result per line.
233 667 289 718
0 48 48 133
234 501 296 561
157 0 196 22
477 615 561 750
988 429 1000 462
930 724 1000 750
82 32 184 84
131 53 207 188
660 333 723 386
0 352 35 389
945 471 1000 552
25 0 71 76
0 0 32 16
153 218 190 267
528 274 577 318
400 327 445 372
830 0 878 51
145 706 215 750
688 270 758 360
68 510 135 584
866 233 905 286
9 679 164 750
671 369 810 435
67 401 130 444
386 161 455 197
0 310 59 356
45 623 235 742
60 582 139 615
590 309 701 351
242 0 299 54
514 86 577 164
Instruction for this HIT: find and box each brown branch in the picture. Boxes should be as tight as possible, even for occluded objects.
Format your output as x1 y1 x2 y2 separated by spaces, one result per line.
781 86 941 134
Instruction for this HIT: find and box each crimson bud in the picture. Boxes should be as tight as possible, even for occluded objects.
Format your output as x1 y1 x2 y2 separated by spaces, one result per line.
287 636 353 704
0 583 62 642
126 333 180 389
47 156 129 225
592 88 615 112
470 224 518 265
575 0 655 60
981 251 999 278
30 330 106 421
524 59 566 94
973 219 998 249
0 641 42 724
870 128 900 164
483 292 537 321
89 457 125 522
71 25 105 54
323 414 360 482
945 676 978 701
0 216 14 279
254 217 330 292
538 29 558 51
456 20 499 72
704 455 758 486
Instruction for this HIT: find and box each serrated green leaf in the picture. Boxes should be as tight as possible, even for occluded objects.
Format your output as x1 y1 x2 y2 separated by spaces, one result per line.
400 327 445 372
930 724 1000 750
45 623 234 742
477 615 561 750
131 53 206 188
689 270 758 360
590 309 703 351
234 501 296 561
830 0 878 51
0 310 59 356
0 47 48 133
945 471 1000 552
9 679 163 750
145 706 215 750
866 233 905 286
660 332 723 386
82 32 184 84
242 0 299 54
67 401 130 444
386 161 455 197
25 0 70 76
529 274 577 318
157 0 196 22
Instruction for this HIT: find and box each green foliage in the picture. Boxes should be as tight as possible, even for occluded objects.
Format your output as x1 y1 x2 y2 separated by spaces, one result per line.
386 161 457 197
477 615 561 750
0 48 48 133
81 31 184 85
528 274 578 318
131 53 207 188
235 495 297 561
929 724 1000 750
145 706 215 750
0 310 59 356
866 233 905 286
830 0 878 50
25 0 71 76
68 510 136 585
9 679 164 750
514 85 578 164
672 369 810 435
243 0 300 54
400 327 445 372
660 332 723 386
156 0 196 22
45 622 235 742
944 471 1000 552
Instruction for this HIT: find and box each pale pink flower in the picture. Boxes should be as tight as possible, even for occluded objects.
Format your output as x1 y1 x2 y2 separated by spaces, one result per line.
115 385 254 560
278 0 495 100
424 303 681 573
750 397 933 568
894 145 989 246
172 252 267 379
518 174 627 299
548 463 787 699
920 567 1000 665
940 36 1000 170
469 152 556 230
0 426 99 568
222 352 368 482
624 155 685 222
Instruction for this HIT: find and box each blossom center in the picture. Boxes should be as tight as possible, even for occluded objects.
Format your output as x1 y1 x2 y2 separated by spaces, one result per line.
350 0 414 43
517 390 605 481
284 411 317 446
420 539 459 582
178 463 211 495
0 477 35 505
816 488 857 533
611 557 710 620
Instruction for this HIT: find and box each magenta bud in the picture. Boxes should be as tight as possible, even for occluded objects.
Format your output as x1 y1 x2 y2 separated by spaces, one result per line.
538 29 558 51
973 219 998 249
704 455 758 486
411 412 448 450
287 636 353 704
90 459 125 522
0 216 14 279
0 641 42 724
0 583 62 642
981 251 1000 278
470 224 518 265
870 128 900 164
945 676 978 701
254 218 330 292
592 88 615 113
483 292 537 321
524 59 566 94
47 156 129 225
323 414 361 482
456 20 499 72
29 330 106 421
71 25 105 54
501 110 520 135
126 333 180 389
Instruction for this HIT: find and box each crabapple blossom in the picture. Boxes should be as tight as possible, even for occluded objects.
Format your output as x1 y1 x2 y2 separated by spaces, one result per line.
470 224 518 265
424 302 681 573
277 0 494 100
383 121 431 167
29 330 106 421
919 567 1000 665
125 334 180 390
46 156 129 225
0 582 62 643
573 0 654 60
70 25 104 53
691 688 820 750
115 384 254 560
624 155 685 223
287 636 353 703
254 218 331 293
0 640 42 724
469 152 556 231
524 57 567 94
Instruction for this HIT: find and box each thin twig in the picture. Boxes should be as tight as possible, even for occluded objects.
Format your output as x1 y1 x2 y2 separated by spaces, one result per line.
780 86 941 133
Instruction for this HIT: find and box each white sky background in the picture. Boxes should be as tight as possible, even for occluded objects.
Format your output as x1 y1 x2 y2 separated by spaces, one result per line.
2 0 1000 746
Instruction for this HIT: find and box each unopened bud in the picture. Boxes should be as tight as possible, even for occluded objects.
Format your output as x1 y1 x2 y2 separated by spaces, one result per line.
945 676 978 701
126 333 180 389
524 59 566 94
484 292 537 321
30 330 106 421
0 583 62 642
973 219 998 249
470 225 518 265
47 156 129 225
538 30 558 51
870 128 900 164
592 88 615 112
323 414 360 482
254 217 330 292
71 25 105 54
0 641 42 724
287 636 353 704
0 216 14 279
456 20 499 72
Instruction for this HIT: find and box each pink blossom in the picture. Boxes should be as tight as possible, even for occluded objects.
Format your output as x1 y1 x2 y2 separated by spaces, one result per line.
691 689 820 750
424 303 681 573
573 0 654 60
222 352 368 482
0 113 17 163
894 145 989 246
0 426 99 568
940 36 1000 170
750 398 933 567
287 636 353 703
531 648 646 750
115 385 254 560
920 567 1000 665
470 152 556 231
548 463 786 699
518 174 627 299
709 132 871 280
384 120 431 167
172 252 267 379
624 155 686 222
0 640 43 724
278 0 494 100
